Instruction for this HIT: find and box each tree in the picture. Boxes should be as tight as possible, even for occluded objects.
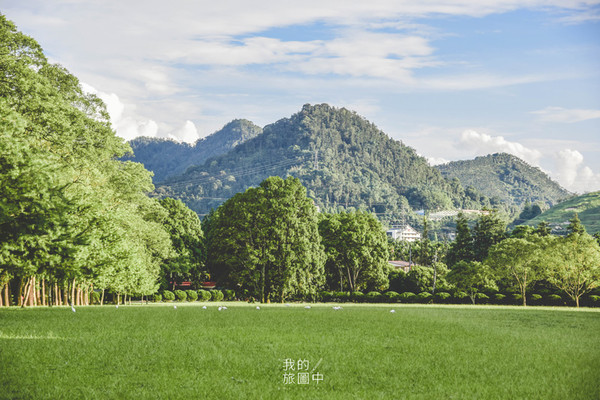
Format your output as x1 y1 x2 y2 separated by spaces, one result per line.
156 198 205 290
545 232 600 308
446 212 473 267
319 211 390 292
566 213 586 236
472 210 506 261
486 237 547 306
535 221 551 237
207 176 325 303
447 261 496 304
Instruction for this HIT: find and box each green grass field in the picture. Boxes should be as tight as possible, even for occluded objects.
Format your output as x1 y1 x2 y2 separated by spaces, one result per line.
1 303 599 399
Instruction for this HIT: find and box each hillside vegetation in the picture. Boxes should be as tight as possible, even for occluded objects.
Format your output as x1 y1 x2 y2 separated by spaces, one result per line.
524 191 600 235
155 104 490 217
436 153 570 208
126 119 262 182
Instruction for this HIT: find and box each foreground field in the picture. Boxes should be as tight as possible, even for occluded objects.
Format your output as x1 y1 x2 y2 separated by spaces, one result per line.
1 303 598 399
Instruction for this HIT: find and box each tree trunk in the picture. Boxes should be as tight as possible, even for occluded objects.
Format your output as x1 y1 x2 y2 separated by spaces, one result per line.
70 279 76 306
576 296 580 308
21 277 31 308
63 285 68 307
101 288 105 306
0 285 3 307
41 279 46 306
3 282 9 306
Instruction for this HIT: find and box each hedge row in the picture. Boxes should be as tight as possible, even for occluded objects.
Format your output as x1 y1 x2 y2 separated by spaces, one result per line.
318 291 600 306
158 289 227 302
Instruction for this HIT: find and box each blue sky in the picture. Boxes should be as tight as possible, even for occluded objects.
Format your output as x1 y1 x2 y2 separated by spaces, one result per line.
2 0 599 193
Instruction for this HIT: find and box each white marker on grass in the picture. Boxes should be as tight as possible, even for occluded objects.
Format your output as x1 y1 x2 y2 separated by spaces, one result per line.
71 306 76 313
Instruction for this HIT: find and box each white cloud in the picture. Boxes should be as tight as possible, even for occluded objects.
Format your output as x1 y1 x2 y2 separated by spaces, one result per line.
459 129 543 166
427 156 450 165
172 120 200 143
554 149 600 193
531 106 600 123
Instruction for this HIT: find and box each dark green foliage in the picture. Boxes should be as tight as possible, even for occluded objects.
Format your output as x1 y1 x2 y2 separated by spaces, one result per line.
197 289 211 302
319 291 333 302
566 213 586 236
223 289 236 301
366 291 382 303
206 176 325 303
185 290 198 301
399 292 416 302
436 153 569 208
90 292 101 305
545 294 563 306
446 212 474 267
174 290 187 302
530 294 542 304
384 291 400 303
416 292 433 303
319 211 389 292
153 294 163 302
472 210 506 261
332 291 349 302
434 292 451 302
162 290 175 301
210 290 224 302
126 120 263 183
525 191 600 235
156 104 488 216
453 291 469 304
350 291 365 303
493 293 506 304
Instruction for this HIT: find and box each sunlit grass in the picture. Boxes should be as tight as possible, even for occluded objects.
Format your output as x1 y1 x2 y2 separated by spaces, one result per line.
1 303 598 399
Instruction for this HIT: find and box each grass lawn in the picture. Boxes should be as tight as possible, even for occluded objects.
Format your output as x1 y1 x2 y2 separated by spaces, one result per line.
1 303 598 399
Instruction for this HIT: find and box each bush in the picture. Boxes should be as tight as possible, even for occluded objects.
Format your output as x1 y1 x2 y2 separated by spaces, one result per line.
332 291 349 302
453 291 469 304
475 293 489 303
434 292 451 303
492 293 506 304
174 290 187 302
90 291 101 305
399 292 415 303
384 291 400 303
198 289 211 302
416 292 433 303
319 291 331 302
211 290 224 302
350 291 365 303
153 293 162 302
529 294 542 304
545 294 563 306
186 290 198 302
366 291 382 303
162 290 175 302
223 289 236 301
511 293 523 305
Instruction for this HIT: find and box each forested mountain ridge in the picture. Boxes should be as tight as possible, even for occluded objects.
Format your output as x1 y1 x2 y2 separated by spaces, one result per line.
154 104 489 217
125 119 262 182
436 153 570 208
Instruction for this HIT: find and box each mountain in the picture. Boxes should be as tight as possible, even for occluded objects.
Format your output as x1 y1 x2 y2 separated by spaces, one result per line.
436 153 570 208
154 104 489 218
524 191 600 235
125 119 263 182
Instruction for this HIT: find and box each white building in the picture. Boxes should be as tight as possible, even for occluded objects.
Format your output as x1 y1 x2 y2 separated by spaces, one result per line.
386 225 421 242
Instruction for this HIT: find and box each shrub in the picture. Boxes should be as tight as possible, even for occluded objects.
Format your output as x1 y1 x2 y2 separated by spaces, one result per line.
366 291 382 303
529 294 542 304
416 292 433 303
211 290 224 302
511 293 523 305
90 291 101 305
586 295 600 307
545 294 563 306
162 290 175 302
174 290 187 302
350 291 365 303
153 293 162 302
198 289 211 302
384 291 400 303
223 289 236 301
186 290 198 302
434 292 451 303
399 292 415 303
475 293 489 303
453 291 469 304
493 293 506 304
319 291 333 302
332 291 349 302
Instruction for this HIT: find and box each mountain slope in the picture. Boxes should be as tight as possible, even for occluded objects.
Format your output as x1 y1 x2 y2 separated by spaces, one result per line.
436 153 570 207
126 119 262 182
154 104 489 217
525 191 600 235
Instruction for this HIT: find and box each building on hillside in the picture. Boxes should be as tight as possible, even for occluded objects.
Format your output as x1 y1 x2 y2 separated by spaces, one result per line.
386 224 421 242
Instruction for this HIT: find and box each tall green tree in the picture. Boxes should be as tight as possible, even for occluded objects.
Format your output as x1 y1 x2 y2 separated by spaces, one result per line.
486 237 548 306
447 261 496 304
319 211 390 292
446 212 473 267
472 210 506 262
545 232 600 308
207 176 324 302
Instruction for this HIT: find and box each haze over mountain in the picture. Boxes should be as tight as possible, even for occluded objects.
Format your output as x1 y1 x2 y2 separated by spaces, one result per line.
125 119 262 182
153 104 490 217
436 153 570 208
